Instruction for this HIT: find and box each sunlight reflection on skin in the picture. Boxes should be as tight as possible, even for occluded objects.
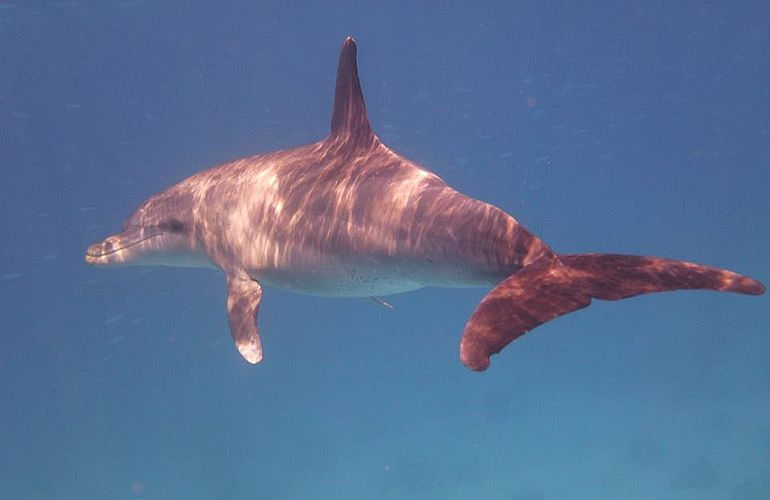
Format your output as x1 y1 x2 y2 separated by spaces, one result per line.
86 134 546 296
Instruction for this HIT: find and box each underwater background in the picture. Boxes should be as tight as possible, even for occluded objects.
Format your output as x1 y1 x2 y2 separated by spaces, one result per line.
1 1 768 499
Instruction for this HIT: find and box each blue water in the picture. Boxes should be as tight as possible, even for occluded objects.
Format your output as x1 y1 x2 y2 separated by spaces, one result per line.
1 2 768 499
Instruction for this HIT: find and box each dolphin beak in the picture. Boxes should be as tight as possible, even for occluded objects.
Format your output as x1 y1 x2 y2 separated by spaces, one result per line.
85 234 122 266
85 226 160 266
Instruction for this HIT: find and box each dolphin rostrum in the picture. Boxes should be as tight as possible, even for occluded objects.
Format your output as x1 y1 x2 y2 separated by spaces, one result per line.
86 37 764 371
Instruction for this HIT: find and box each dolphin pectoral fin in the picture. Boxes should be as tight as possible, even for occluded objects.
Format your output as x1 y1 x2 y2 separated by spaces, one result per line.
225 275 264 364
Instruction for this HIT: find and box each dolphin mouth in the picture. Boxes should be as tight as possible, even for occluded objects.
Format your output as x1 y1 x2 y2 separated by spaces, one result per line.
86 234 159 257
85 229 164 264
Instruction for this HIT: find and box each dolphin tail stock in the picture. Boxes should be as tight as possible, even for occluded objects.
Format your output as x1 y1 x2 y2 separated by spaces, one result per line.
460 252 765 371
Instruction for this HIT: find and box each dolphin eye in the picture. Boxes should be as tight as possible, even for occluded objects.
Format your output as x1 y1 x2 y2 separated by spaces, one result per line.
159 218 186 233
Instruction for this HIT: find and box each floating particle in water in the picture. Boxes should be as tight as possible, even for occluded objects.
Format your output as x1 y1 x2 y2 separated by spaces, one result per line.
526 96 537 109
103 313 124 325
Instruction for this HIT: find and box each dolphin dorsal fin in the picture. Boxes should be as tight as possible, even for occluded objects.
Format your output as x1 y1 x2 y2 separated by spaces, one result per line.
329 37 375 146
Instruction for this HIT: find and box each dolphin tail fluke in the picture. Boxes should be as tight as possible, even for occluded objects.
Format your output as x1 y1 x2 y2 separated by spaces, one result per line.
460 253 764 371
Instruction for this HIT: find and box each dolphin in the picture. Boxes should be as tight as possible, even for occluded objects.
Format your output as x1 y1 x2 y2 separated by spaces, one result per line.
86 37 764 371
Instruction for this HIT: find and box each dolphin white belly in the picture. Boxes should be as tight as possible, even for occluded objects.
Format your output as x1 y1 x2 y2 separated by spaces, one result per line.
252 261 425 297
